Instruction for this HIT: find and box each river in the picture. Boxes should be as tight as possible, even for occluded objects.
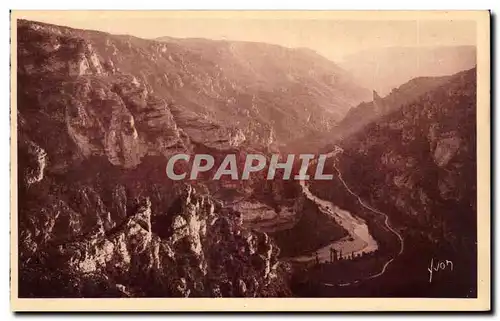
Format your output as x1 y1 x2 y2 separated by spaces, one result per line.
290 146 404 283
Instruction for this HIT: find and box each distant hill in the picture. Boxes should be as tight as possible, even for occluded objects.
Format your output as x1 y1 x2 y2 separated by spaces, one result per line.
154 36 372 147
339 46 476 96
287 74 453 153
332 74 453 140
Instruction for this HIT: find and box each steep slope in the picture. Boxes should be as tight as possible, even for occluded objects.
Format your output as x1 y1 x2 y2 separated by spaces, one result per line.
286 74 454 153
20 184 290 297
17 19 371 155
310 68 477 296
340 46 476 96
330 75 454 141
17 19 308 298
155 37 372 138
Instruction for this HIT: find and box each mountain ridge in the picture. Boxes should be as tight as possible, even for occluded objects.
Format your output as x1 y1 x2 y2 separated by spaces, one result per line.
17 19 372 153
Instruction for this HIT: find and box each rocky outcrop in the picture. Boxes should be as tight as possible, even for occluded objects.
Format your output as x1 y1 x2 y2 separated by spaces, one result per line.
19 185 290 297
372 90 387 114
19 138 47 186
433 134 462 168
62 75 184 168
333 75 453 141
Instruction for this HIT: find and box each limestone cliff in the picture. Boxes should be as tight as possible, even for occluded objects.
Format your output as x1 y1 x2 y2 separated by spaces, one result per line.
19 184 290 297
17 19 298 298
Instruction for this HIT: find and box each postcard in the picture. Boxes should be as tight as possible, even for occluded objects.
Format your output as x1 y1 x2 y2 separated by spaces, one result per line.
10 10 491 312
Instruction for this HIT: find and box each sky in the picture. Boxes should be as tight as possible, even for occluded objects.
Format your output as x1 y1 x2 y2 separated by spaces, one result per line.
15 11 477 61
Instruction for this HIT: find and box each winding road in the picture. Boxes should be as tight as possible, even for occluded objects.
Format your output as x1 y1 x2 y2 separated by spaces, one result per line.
292 146 405 285
333 160 404 280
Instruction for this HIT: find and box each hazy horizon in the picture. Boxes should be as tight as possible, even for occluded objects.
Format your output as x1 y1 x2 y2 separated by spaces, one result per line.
16 11 476 61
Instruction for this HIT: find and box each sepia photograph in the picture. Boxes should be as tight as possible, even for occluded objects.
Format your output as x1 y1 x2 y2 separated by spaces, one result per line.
10 10 490 311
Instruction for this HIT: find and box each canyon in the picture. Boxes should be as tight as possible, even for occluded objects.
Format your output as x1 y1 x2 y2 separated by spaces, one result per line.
16 18 477 298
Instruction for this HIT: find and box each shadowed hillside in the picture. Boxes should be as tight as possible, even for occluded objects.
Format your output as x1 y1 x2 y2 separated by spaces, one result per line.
308 68 477 297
